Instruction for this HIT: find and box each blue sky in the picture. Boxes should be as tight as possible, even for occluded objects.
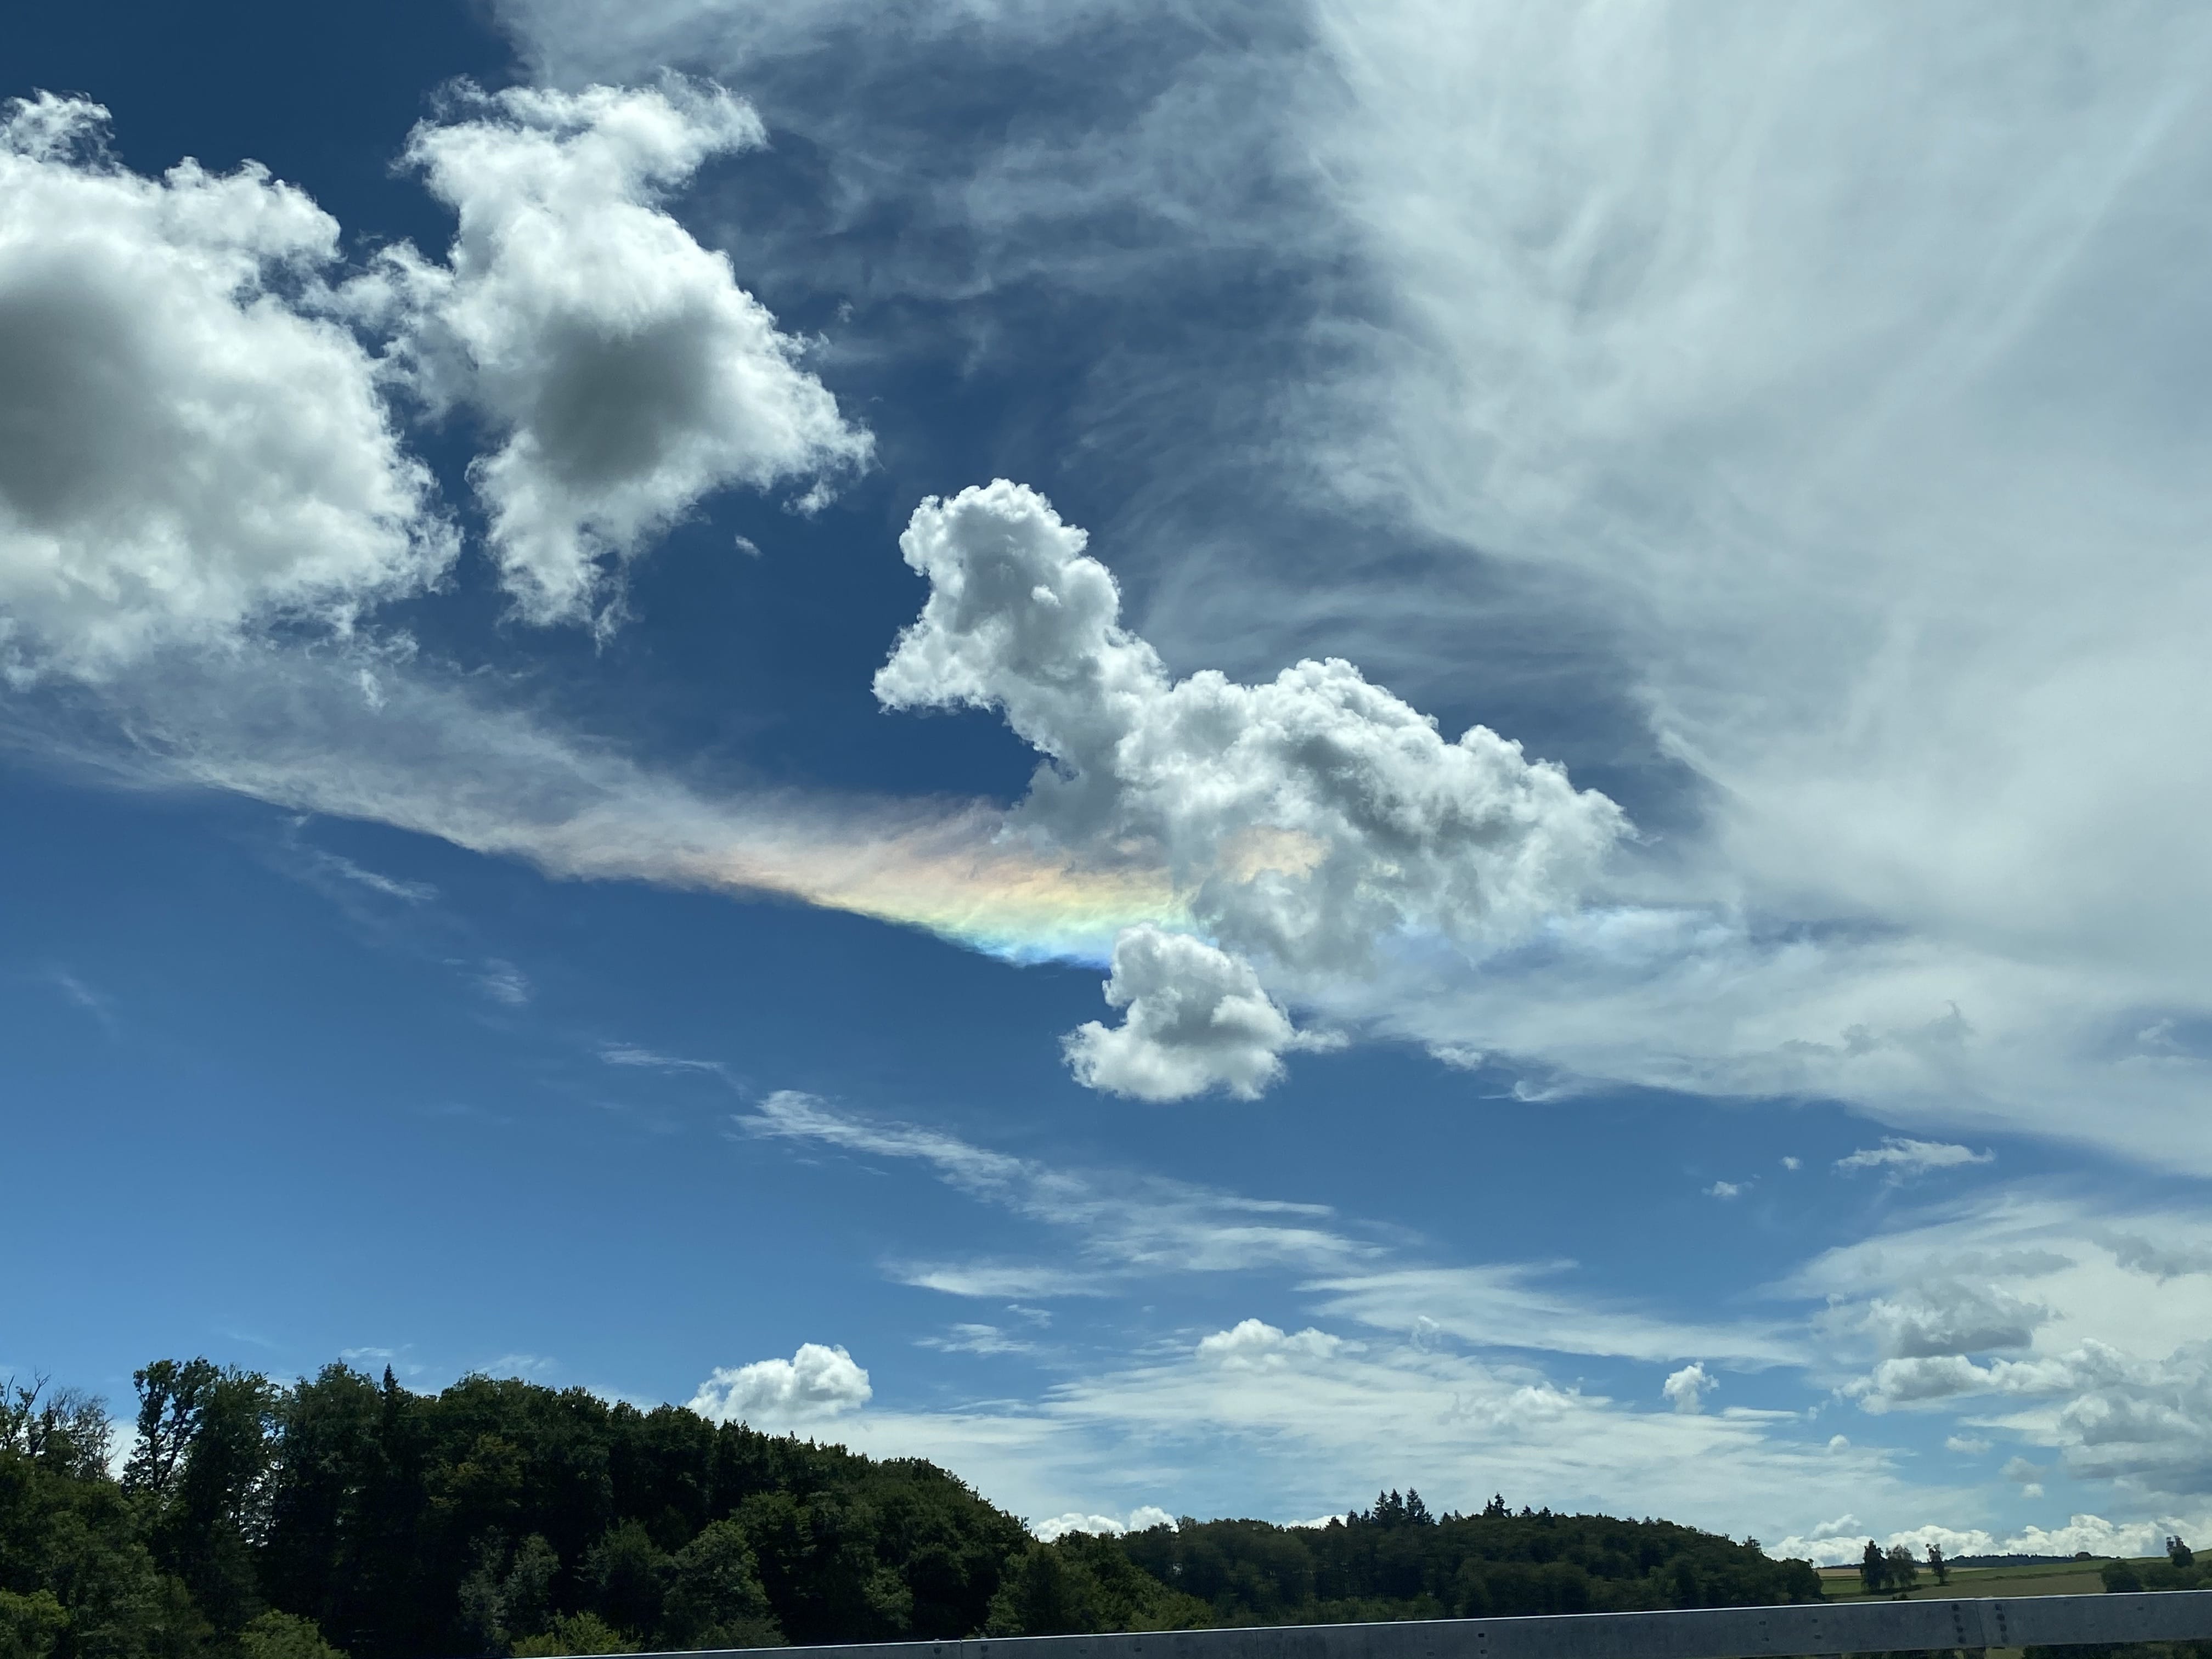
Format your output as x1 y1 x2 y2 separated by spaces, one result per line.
8 0 2212 1562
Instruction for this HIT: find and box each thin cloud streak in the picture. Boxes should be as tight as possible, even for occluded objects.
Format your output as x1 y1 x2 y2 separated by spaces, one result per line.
737 1088 1378 1285
2 644 1178 966
735 1088 1804 1373
1304 1264 1806 1369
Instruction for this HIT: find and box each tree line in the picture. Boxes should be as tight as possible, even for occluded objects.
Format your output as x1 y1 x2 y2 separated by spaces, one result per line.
1105 1490 1820 1628
1855 1539 1951 1595
2101 1537 2202 1594
2 1360 1823 1659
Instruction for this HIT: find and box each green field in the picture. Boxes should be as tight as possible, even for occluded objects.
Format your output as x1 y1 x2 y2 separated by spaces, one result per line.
1815 1555 2138 1601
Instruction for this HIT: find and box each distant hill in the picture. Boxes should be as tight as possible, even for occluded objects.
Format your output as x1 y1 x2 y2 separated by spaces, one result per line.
1950 1554 2099 1567
1104 1493 1821 1630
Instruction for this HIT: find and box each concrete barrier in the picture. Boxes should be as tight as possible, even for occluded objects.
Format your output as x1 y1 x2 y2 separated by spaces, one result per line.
621 1590 2212 1659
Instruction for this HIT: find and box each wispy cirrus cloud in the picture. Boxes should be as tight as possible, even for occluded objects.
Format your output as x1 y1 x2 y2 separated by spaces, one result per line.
46 967 116 1030
735 1088 1377 1289
597 1042 727 1074
1304 1264 1804 1370
732 1088 1804 1374
917 1323 1042 1358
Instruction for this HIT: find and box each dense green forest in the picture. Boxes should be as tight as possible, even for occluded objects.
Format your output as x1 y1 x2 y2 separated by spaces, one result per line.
1120 1491 1820 1626
2 1360 1821 1659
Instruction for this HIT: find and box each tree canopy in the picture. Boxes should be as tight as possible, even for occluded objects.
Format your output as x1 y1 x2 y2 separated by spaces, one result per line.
1115 1491 1820 1627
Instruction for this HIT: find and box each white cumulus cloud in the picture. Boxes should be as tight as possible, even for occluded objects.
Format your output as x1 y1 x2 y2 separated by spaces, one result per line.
2007 1514 2180 1559
0 94 450 680
877 478 1624 1096
876 480 1627 975
1033 1505 1178 1542
1196 1318 1347 1369
688 1341 872 1427
387 79 869 625
1063 924 1330 1102
1662 1361 1716 1415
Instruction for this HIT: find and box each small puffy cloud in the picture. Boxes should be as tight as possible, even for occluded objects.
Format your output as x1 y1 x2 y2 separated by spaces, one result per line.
1827 1434 1851 1451
1196 1318 1346 1369
876 482 1626 976
1034 1506 1177 1542
0 95 450 679
1706 1180 1747 1200
1063 924 1323 1101
1947 1434 1993 1455
688 1341 871 1426
389 80 869 625
1034 1513 1126 1542
1662 1361 1716 1414
1835 1138 1994 1180
1781 1156 1803 1171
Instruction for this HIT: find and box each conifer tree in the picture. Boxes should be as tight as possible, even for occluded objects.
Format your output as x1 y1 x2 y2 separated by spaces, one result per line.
1860 1539 1889 1594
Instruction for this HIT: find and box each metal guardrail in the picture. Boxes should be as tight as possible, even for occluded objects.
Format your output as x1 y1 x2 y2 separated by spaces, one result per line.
624 1589 2212 1659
